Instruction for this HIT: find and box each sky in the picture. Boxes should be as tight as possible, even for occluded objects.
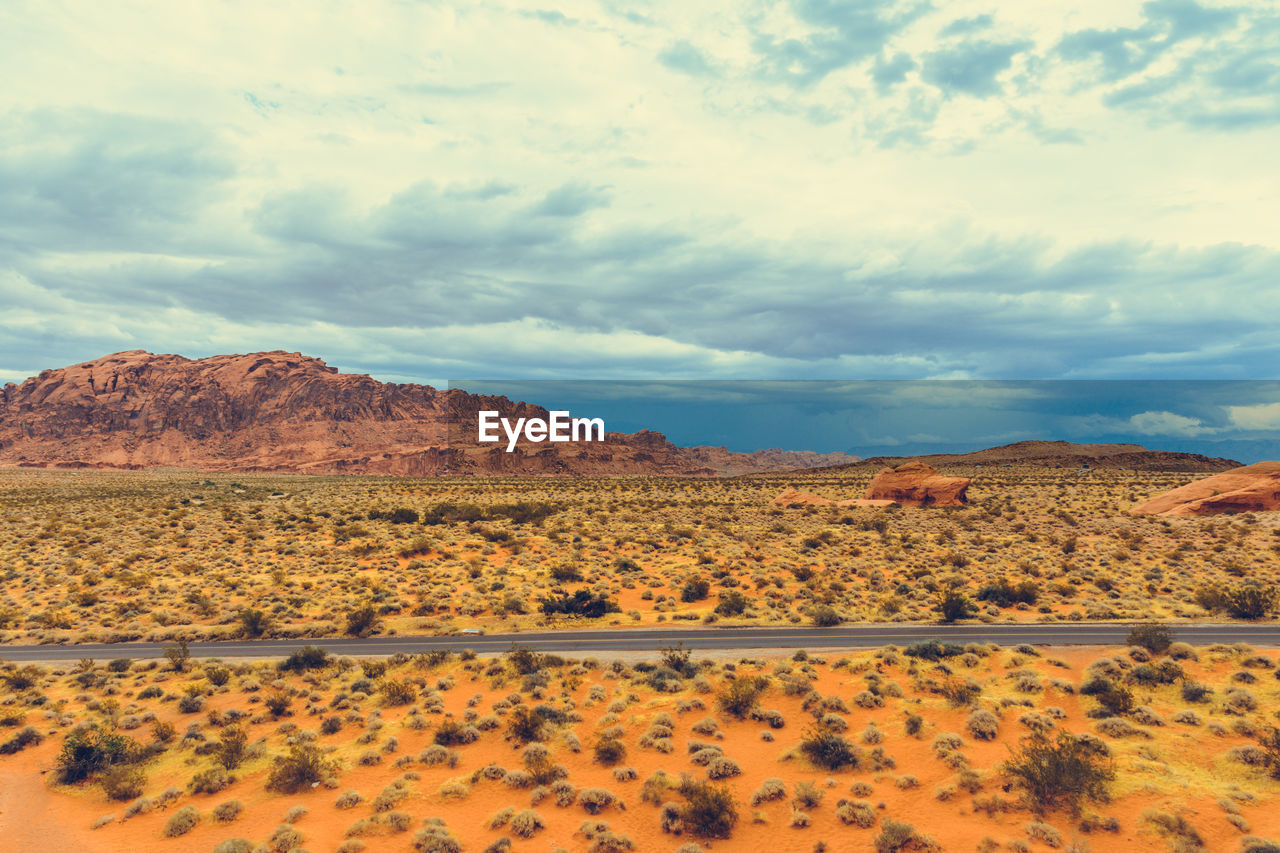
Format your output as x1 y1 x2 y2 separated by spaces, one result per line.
458 380 1280 459
2 0 1279 393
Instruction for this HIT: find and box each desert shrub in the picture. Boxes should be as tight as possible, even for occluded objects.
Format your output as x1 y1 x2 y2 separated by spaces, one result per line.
1224 585 1278 619
56 726 141 784
594 737 627 766
215 726 248 770
1095 716 1142 738
1226 688 1259 714
263 691 292 718
936 585 976 623
676 776 739 839
164 805 200 837
681 577 710 602
836 798 877 828
1179 679 1212 702
940 678 982 708
507 706 551 744
510 809 545 838
1025 821 1062 847
751 778 786 805
792 780 824 808
706 756 741 779
238 608 271 638
976 578 1039 607
279 646 331 673
213 800 243 822
874 820 937 852
190 767 235 794
102 765 146 801
268 824 304 852
539 590 619 619
716 676 767 719
1080 677 1135 717
1131 706 1164 727
1240 838 1280 853
345 603 380 636
213 841 254 853
1256 727 1280 780
0 726 43 755
799 726 860 771
905 641 965 661
1144 809 1205 850
265 744 337 793
550 563 583 582
714 590 750 616
1002 731 1115 814
412 818 463 853
966 709 1000 741
1126 623 1175 654
587 831 636 853
810 604 842 627
381 679 416 706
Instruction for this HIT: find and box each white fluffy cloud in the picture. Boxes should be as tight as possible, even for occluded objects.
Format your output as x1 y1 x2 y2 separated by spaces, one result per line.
1228 401 1280 430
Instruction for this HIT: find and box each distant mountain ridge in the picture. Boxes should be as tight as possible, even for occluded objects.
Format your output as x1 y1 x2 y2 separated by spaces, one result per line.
0 350 859 476
799 439 1240 474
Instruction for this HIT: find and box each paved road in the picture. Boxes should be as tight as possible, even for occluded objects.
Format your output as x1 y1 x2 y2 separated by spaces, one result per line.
2 622 1278 661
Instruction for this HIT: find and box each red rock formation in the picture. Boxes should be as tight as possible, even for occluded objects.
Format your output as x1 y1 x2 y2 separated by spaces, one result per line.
0 351 858 477
865 461 970 507
1129 461 1280 516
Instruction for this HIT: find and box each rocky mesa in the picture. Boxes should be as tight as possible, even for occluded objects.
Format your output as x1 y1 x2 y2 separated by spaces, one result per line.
0 351 859 477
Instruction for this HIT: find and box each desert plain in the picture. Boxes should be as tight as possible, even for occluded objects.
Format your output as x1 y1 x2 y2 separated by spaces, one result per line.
1 465 1279 852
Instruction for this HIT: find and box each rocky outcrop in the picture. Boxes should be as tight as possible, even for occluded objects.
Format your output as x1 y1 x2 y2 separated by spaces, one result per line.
1130 461 1280 516
0 350 857 477
865 461 970 507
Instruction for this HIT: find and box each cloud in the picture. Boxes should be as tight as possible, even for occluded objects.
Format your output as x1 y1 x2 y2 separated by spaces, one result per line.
658 40 718 77
940 14 995 38
1057 0 1280 128
749 0 930 87
2 1 1280 388
1228 401 1280 430
871 51 917 92
921 39 1033 97
532 183 612 218
1126 410 1215 436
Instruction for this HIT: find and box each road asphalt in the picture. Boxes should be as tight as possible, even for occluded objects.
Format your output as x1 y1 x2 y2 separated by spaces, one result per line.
2 622 1277 661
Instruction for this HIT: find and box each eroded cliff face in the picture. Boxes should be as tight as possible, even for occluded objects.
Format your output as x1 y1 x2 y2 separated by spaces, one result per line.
0 350 857 476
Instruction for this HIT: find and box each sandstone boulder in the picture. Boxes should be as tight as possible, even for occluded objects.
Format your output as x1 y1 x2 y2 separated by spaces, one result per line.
1130 461 1280 516
865 461 970 507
